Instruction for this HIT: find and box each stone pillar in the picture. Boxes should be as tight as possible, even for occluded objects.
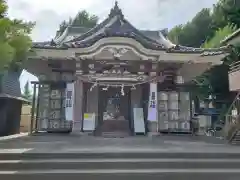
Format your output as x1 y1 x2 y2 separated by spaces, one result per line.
86 86 99 127
147 72 159 136
130 86 142 131
72 79 83 133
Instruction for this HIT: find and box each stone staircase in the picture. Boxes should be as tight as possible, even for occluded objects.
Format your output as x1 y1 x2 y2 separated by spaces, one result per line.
1 151 240 179
94 120 131 137
231 130 240 144
101 131 130 138
225 92 240 145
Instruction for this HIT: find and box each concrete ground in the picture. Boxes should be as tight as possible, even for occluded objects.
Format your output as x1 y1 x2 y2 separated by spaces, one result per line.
0 133 239 154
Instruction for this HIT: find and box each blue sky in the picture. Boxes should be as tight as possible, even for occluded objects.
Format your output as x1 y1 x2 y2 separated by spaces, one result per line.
6 0 218 90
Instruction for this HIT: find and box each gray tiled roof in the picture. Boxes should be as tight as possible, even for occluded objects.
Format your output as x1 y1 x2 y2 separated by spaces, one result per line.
32 1 231 56
0 71 21 98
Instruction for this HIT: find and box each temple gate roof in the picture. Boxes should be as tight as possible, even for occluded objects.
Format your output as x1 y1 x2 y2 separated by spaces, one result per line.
32 1 231 57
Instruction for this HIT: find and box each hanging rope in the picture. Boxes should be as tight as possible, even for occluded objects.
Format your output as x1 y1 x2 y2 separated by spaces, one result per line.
77 72 166 87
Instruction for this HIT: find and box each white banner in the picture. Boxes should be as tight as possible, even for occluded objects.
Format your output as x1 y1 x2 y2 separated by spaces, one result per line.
65 83 74 121
133 108 145 134
147 83 158 122
83 113 96 131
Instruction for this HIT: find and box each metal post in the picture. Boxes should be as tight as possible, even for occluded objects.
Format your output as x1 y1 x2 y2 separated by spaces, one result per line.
30 83 37 135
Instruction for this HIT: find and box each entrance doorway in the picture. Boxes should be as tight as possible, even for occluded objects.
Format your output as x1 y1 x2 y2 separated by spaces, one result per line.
96 87 131 135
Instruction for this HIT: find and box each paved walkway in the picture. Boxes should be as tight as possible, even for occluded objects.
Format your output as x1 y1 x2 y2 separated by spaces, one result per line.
0 133 28 141
0 133 239 154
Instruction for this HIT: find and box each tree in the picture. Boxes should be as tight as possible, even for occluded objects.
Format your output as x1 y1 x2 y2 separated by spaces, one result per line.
168 0 240 101
202 25 236 48
22 81 32 101
57 10 98 35
219 0 240 28
0 0 34 72
168 8 214 47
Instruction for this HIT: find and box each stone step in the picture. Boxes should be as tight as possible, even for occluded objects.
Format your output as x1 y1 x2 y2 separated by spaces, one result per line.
1 152 240 179
1 169 240 180
94 120 131 136
101 131 130 138
2 152 240 160
1 158 240 170
230 132 240 144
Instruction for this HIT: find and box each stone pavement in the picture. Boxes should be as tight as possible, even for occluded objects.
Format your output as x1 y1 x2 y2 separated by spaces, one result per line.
0 133 28 141
1 134 240 180
0 133 238 154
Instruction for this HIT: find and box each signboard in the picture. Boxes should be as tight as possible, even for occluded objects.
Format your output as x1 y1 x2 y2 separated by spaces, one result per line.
83 113 96 131
133 108 145 134
147 83 158 122
65 83 74 121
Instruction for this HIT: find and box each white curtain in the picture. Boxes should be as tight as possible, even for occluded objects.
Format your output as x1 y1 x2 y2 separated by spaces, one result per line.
65 83 74 121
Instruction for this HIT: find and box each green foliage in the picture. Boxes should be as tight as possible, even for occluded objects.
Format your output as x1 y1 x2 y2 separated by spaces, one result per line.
202 25 236 48
220 0 240 28
72 10 98 27
168 8 214 47
168 25 183 44
0 0 34 71
57 10 98 35
22 81 32 101
0 0 7 18
168 0 240 105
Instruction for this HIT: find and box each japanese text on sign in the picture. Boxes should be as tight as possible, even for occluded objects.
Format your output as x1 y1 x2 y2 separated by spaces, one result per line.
149 92 156 108
65 90 72 107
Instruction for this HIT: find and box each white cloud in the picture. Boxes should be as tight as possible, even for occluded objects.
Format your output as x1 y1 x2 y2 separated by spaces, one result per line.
7 0 218 41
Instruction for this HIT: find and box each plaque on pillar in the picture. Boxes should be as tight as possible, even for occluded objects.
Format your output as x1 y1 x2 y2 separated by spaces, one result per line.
133 108 145 134
147 83 157 122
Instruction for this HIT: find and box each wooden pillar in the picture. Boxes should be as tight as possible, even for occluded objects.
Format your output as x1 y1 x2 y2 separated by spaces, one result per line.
72 79 83 133
35 84 40 132
30 83 37 135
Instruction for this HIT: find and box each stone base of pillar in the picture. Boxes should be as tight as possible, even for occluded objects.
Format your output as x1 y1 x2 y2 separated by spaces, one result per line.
147 121 159 136
71 120 82 134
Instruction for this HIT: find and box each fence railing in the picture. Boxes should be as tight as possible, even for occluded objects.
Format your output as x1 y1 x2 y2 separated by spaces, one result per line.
229 61 240 73
224 92 240 139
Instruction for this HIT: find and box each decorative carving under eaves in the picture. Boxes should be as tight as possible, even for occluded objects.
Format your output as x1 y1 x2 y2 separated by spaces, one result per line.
123 70 130 74
103 70 110 74
89 71 96 74
152 63 158 70
88 64 94 69
84 73 148 82
100 61 107 64
140 65 145 70
76 62 81 68
76 70 83 75
106 47 130 58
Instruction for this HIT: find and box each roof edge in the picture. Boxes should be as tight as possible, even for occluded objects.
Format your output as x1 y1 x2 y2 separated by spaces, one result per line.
221 28 240 45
